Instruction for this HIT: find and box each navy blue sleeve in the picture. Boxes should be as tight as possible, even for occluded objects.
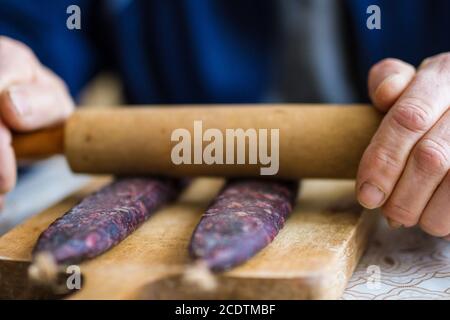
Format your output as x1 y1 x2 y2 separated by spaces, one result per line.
0 0 101 99
346 0 450 94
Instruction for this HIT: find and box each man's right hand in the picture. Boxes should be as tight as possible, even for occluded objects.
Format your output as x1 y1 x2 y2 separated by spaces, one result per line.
0 36 74 207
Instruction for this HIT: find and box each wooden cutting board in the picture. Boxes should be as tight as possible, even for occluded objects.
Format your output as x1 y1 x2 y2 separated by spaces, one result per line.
0 178 377 300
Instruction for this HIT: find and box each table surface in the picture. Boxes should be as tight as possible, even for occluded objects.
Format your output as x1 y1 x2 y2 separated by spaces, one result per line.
1 157 449 300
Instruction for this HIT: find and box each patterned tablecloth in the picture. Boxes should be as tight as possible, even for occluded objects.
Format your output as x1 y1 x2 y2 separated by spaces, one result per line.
343 219 450 300
1 157 449 300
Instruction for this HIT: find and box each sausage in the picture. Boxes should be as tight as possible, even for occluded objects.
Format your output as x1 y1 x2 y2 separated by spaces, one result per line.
33 177 186 265
189 179 299 272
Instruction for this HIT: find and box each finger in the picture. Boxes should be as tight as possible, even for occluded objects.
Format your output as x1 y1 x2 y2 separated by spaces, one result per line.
383 109 450 227
0 78 74 132
357 53 450 210
417 171 450 236
0 120 17 194
0 36 39 92
368 58 416 112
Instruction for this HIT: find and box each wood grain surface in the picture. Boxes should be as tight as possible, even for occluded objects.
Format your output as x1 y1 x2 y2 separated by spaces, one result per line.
0 178 377 300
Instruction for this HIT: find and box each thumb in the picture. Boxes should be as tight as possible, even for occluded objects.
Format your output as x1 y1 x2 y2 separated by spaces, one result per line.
0 78 73 132
368 58 416 112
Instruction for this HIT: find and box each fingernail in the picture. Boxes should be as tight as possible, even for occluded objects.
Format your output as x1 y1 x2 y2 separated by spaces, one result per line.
8 88 30 117
387 218 403 229
374 73 407 100
385 73 409 90
358 182 385 209
385 73 407 85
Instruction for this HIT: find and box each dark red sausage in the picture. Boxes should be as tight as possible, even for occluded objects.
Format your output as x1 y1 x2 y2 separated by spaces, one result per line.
189 179 299 272
33 177 185 265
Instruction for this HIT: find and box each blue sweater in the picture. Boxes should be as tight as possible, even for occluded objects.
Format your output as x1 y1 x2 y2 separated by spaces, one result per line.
1 0 450 103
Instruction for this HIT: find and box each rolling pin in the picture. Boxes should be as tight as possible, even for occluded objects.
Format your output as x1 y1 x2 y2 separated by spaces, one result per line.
12 104 383 179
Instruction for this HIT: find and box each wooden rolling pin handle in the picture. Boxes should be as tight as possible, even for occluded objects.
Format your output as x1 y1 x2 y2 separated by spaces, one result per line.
12 125 64 160
9 105 383 178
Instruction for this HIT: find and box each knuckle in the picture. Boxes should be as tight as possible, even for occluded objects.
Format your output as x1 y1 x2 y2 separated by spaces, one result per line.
367 143 404 171
435 52 450 75
0 36 36 69
0 36 30 56
0 37 11 61
392 98 433 134
439 52 450 62
383 202 419 227
38 67 72 100
38 66 59 83
419 217 450 237
420 53 450 81
414 139 449 175
419 57 434 69
0 36 13 51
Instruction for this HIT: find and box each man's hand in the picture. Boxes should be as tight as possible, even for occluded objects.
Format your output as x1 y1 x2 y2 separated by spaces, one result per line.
357 55 450 240
0 36 74 207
